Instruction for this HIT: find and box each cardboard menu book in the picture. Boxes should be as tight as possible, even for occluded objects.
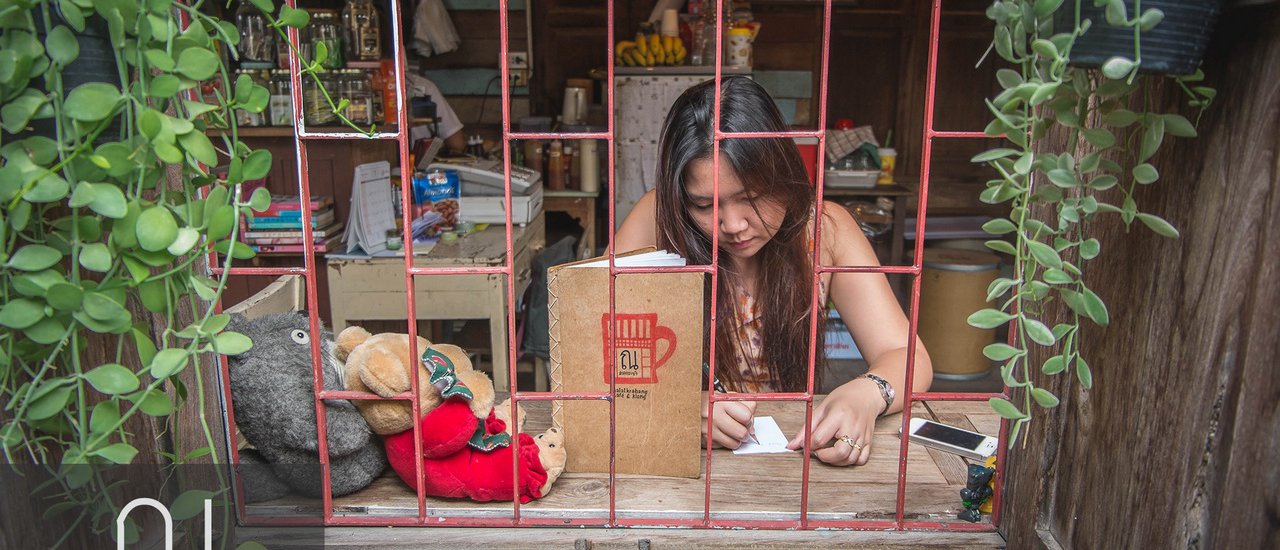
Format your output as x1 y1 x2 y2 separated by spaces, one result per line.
548 248 704 478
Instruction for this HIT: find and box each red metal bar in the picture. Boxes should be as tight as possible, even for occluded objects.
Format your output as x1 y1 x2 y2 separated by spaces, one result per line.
511 392 613 401
275 0 337 523
701 0 728 526
508 131 611 140
891 0 949 528
912 392 1009 401
405 266 510 276
318 390 416 400
804 0 836 529
498 0 526 524
929 130 993 139
709 392 810 402
819 265 920 274
208 266 307 276
297 130 403 140
371 0 430 524
605 0 620 528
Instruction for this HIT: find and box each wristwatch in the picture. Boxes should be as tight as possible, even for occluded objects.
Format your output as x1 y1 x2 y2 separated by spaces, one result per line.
860 373 895 416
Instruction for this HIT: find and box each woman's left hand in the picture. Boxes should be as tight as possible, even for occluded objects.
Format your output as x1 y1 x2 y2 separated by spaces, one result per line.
785 378 885 466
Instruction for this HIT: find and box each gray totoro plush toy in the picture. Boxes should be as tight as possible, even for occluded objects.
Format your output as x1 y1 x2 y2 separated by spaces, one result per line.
225 312 386 502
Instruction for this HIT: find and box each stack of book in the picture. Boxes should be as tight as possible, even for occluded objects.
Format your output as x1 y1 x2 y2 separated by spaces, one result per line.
242 195 344 255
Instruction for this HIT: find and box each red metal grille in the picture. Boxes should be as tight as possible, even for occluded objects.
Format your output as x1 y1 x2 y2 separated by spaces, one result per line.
215 0 1012 532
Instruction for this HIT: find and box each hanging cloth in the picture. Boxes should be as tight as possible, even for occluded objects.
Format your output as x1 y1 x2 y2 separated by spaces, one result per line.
413 0 461 57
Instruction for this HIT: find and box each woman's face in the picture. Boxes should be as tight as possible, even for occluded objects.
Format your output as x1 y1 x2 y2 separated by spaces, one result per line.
683 156 785 262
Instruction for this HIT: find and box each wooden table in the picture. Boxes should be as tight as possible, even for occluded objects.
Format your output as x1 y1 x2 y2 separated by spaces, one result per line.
326 214 546 392
544 189 598 257
249 397 999 526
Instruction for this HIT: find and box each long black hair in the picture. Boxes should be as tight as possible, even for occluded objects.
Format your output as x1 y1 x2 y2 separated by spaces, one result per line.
654 77 823 392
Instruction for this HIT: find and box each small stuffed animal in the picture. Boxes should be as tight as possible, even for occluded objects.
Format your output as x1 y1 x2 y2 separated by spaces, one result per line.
383 399 566 503
225 313 386 502
337 324 565 502
336 326 501 435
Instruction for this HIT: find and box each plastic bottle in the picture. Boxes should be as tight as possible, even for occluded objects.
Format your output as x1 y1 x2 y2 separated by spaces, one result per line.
563 144 576 189
546 140 565 190
379 59 397 125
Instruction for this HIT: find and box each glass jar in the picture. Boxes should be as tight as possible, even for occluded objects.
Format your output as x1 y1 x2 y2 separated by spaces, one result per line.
304 10 345 70
268 70 293 126
342 0 381 62
304 73 337 126
235 1 275 64
351 70 375 125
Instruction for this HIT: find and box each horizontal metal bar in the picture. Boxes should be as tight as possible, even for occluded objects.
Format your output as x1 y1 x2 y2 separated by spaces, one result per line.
716 130 825 139
817 265 922 275
317 390 413 401
297 130 401 140
930 130 994 139
911 391 1009 401
209 266 307 276
511 391 612 401
406 266 511 276
507 131 611 140
710 392 812 402
611 265 715 275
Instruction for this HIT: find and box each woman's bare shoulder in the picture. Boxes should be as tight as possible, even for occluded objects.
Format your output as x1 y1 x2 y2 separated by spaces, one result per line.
818 201 877 264
614 189 658 253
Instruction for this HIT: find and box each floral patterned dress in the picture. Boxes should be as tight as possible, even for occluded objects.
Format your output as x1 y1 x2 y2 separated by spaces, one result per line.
731 213 829 393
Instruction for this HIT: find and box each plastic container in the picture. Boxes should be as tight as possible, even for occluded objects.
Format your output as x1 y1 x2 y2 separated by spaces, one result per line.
727 27 752 68
919 249 1001 380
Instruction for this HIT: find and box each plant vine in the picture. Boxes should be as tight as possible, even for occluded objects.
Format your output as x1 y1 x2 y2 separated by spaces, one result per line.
972 0 1215 445
0 0 366 544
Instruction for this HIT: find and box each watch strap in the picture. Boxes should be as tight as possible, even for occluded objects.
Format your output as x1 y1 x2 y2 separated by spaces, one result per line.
861 373 895 415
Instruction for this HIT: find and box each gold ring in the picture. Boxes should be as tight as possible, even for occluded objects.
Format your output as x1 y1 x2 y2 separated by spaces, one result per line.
838 435 863 451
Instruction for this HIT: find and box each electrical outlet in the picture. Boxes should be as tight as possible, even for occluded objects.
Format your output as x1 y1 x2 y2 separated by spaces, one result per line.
510 69 529 88
507 52 529 70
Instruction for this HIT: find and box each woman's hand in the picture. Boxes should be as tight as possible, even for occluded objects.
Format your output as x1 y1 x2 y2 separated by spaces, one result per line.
785 378 885 466
701 392 757 449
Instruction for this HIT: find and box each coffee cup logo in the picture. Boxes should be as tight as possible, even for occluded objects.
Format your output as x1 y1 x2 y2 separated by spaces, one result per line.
600 313 676 384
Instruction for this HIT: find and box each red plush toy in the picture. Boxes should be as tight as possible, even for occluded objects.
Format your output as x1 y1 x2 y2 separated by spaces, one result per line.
383 398 565 503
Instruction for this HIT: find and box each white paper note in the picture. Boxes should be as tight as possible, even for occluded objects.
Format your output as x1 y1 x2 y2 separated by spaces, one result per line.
733 416 795 455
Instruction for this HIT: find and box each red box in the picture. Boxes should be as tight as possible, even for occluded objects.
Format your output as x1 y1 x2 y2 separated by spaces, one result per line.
793 137 820 186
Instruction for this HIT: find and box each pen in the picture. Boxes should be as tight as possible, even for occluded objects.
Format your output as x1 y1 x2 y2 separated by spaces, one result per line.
703 363 759 445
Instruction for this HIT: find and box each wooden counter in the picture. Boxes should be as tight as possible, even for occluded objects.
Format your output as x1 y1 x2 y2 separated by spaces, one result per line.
247 397 999 526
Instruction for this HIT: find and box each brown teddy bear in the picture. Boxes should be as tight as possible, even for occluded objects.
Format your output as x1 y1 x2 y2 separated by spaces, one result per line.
335 326 564 502
335 326 501 435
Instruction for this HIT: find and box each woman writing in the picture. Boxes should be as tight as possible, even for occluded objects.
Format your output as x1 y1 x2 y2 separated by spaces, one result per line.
614 77 932 467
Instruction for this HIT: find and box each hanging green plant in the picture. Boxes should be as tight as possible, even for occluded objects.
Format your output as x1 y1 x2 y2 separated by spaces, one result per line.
972 0 1217 445
0 0 367 544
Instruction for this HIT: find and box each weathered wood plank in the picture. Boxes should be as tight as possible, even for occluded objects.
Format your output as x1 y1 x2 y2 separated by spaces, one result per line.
239 525 1006 548
1000 8 1280 548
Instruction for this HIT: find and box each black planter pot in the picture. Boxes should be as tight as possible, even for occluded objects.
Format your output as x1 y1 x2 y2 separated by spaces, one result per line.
16 6 122 142
1055 0 1221 75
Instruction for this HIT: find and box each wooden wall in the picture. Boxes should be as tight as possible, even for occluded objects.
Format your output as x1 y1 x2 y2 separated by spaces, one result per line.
999 4 1280 547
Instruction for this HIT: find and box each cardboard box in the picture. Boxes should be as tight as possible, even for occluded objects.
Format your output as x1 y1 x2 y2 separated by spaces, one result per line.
548 249 704 478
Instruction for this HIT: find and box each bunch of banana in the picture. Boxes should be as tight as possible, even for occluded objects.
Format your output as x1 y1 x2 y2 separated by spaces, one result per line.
615 32 687 67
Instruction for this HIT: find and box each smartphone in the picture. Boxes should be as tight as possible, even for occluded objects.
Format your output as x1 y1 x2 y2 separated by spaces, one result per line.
902 418 998 460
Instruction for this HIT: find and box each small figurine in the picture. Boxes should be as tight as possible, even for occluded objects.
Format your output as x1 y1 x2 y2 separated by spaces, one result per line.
958 463 996 522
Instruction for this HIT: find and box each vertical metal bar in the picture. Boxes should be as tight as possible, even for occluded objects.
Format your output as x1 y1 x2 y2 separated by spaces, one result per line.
606 0 619 527
277 0 336 523
701 0 727 526
800 0 835 529
894 0 944 528
380 0 427 524
498 0 523 524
